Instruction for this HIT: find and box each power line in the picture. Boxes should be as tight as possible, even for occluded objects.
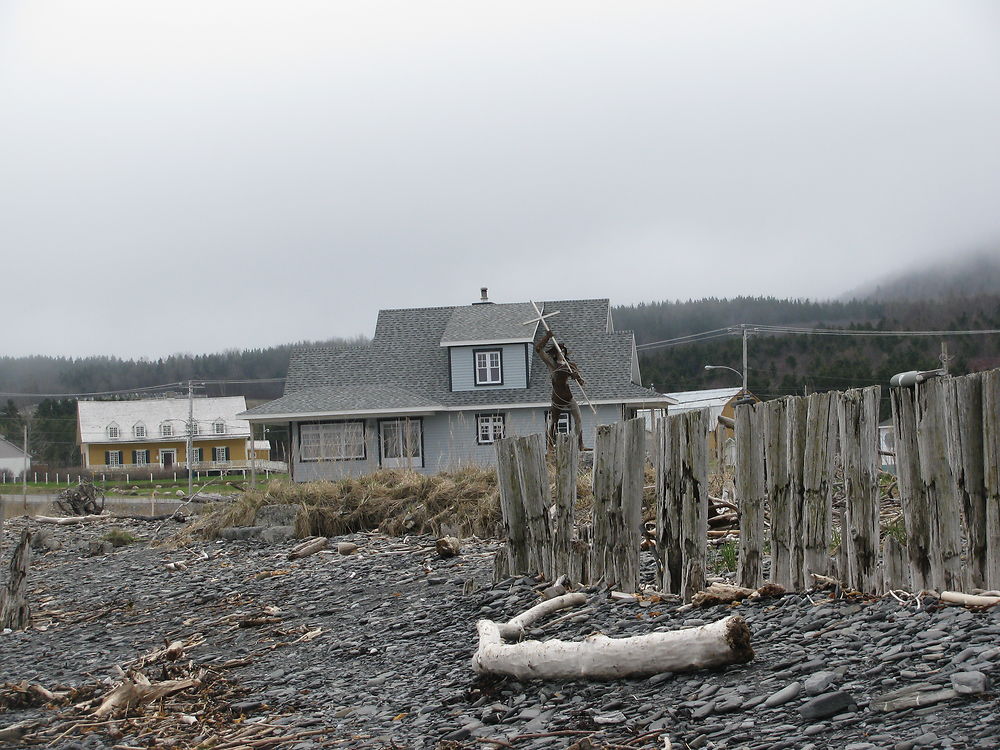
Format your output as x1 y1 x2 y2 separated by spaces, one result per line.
0 376 286 399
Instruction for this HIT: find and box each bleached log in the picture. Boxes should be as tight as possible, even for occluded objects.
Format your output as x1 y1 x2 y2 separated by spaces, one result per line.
736 403 765 588
786 395 808 590
945 373 987 589
764 398 793 588
496 592 587 639
552 435 578 579
288 536 328 560
982 370 1000 590
802 392 836 582
472 614 753 680
838 387 882 594
940 590 1000 607
30 514 108 525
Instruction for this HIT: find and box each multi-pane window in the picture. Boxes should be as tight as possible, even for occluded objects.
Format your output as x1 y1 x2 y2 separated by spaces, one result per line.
160 422 173 437
213 421 226 435
107 424 120 439
134 449 149 465
133 423 146 438
477 413 505 444
474 349 502 385
299 422 366 461
380 419 422 468
213 446 230 462
190 447 203 462
107 450 122 466
545 410 571 434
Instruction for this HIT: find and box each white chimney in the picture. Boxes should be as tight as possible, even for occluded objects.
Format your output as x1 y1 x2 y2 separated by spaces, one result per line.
473 287 493 304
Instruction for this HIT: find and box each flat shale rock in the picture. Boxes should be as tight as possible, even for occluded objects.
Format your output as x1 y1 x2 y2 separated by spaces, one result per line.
2 516 999 749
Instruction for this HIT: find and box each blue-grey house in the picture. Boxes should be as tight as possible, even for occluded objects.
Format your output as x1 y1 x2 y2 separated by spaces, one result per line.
240 293 672 481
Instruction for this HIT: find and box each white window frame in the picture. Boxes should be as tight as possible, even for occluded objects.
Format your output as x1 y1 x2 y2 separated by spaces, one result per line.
107 424 120 440
477 413 506 445
213 446 230 463
160 448 176 467
379 419 423 468
299 421 366 462
545 410 572 434
133 423 146 439
474 349 503 386
134 449 149 466
160 422 173 437
213 420 226 435
108 450 122 466
190 447 203 463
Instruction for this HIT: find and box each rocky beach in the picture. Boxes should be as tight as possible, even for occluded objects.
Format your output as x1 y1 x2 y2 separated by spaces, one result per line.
1 515 998 750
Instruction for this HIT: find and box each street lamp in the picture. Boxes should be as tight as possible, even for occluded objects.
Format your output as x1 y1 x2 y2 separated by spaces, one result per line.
704 364 747 394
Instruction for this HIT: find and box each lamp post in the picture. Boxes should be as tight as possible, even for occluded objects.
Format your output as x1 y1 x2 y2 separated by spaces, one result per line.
704 364 745 394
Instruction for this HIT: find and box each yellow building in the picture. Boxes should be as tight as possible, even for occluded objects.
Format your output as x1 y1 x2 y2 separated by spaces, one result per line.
77 396 274 473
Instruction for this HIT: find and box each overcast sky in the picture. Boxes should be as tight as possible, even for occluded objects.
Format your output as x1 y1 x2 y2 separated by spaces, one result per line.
2 1 999 359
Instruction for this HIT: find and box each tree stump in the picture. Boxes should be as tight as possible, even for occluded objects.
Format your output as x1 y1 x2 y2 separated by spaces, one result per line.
0 529 32 631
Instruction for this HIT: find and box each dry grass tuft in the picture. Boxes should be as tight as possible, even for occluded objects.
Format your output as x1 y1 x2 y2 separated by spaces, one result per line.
179 460 668 544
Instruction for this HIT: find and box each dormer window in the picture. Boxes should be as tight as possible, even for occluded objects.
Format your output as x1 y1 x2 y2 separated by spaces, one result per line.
160 422 173 437
474 349 503 386
107 423 120 440
213 420 226 435
133 422 146 439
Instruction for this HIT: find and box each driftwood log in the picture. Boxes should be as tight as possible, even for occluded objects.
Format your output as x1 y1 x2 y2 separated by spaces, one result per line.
0 529 32 631
30 514 109 525
472 592 753 680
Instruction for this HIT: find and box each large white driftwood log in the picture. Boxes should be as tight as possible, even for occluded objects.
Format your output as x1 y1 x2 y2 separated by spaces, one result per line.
940 590 1000 607
30 514 109 525
473 607 753 680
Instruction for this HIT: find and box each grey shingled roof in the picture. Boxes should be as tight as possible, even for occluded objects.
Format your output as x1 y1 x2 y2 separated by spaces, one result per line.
242 299 669 418
439 302 538 346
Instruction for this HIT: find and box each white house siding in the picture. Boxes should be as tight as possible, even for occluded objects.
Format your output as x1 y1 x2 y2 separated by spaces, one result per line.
449 345 530 392
286 404 624 480
0 456 29 478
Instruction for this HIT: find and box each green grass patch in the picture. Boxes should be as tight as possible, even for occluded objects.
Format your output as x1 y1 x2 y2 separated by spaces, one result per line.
101 527 140 547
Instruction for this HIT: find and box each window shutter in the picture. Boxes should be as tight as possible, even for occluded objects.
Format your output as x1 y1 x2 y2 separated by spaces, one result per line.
224 446 230 461
105 451 110 465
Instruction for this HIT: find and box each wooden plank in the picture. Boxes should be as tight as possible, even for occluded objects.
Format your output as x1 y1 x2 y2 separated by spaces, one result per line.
615 417 646 592
591 422 624 586
679 410 709 600
891 385 934 591
882 535 910 592
656 415 681 594
945 372 987 589
982 369 1000 589
764 398 792 588
552 434 578 581
515 433 553 579
786 395 809 591
802 392 835 582
495 437 529 576
736 402 764 588
915 378 962 591
838 386 882 593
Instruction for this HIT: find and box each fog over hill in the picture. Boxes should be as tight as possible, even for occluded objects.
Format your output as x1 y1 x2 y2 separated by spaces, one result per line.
844 250 1000 301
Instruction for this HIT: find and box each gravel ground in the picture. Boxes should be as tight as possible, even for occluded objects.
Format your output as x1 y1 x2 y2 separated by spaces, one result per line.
1 516 998 750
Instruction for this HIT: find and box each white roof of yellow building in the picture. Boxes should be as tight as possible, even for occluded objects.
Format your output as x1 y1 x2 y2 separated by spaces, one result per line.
78 396 251 444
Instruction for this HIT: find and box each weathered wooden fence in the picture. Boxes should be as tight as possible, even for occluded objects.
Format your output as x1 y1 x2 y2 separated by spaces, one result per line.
494 415 708 596
494 368 1000 599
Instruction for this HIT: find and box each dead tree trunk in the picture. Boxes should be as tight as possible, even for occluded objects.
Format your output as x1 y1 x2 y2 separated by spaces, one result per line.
0 529 32 631
786 396 808 591
495 436 532 579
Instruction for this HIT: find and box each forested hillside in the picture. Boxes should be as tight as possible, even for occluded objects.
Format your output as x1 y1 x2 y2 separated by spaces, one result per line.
623 295 1000 405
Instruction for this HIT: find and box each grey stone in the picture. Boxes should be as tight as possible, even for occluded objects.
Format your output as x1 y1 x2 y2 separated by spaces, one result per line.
798 691 856 721
337 542 359 555
764 681 802 708
951 670 990 695
803 670 837 696
255 504 299 527
219 526 265 540
259 525 295 543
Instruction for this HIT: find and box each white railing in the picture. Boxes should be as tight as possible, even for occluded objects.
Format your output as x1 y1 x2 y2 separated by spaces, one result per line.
87 460 288 473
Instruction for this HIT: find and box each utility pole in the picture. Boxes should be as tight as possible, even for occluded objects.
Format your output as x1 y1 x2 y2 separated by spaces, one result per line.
939 341 953 376
741 325 749 395
22 424 28 512
249 424 257 488
186 380 194 498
